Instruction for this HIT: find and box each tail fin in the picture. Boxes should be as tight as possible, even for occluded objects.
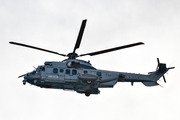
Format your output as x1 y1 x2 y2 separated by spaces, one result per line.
142 58 175 87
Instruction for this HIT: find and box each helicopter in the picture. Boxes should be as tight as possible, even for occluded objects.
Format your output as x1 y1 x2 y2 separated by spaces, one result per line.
10 19 174 97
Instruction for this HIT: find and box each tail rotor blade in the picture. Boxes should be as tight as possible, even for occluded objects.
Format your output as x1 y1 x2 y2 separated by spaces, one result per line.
163 76 166 83
157 58 160 64
156 58 160 70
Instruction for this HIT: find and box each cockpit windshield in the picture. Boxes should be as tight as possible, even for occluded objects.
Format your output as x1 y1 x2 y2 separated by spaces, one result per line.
29 71 36 75
36 66 45 73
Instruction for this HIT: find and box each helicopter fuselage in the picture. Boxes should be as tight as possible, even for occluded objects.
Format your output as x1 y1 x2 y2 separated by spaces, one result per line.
23 59 170 96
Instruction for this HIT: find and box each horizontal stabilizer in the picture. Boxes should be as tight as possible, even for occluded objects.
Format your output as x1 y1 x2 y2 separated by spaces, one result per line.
142 82 159 87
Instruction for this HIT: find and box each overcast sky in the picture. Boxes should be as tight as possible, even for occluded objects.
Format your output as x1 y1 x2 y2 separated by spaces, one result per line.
1 0 180 120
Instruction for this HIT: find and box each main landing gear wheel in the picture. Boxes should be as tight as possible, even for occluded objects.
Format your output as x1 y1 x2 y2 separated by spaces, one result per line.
85 92 90 97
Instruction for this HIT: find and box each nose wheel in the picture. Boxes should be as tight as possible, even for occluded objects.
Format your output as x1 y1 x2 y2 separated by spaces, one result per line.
23 80 26 85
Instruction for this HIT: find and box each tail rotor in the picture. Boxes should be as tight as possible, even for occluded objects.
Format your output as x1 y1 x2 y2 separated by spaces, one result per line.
156 58 167 83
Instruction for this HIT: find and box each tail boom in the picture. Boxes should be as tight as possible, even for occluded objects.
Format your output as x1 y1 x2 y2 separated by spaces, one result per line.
118 63 174 87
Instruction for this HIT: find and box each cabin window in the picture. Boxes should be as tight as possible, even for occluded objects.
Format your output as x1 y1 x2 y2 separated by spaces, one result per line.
72 70 77 75
60 69 64 73
66 69 70 74
53 68 58 74
84 71 88 74
97 72 102 77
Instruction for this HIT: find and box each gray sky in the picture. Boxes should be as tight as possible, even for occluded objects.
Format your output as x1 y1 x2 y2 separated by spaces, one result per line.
1 0 180 120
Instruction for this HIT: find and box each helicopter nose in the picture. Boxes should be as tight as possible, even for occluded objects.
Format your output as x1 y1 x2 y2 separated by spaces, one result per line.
24 74 28 79
24 73 41 84
24 73 33 79
23 75 33 85
23 74 29 85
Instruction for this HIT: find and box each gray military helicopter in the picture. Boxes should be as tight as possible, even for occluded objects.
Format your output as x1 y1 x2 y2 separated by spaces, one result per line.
10 20 174 96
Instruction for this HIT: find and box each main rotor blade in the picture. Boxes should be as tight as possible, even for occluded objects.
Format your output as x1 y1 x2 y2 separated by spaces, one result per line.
73 19 87 53
9 41 66 56
80 42 144 56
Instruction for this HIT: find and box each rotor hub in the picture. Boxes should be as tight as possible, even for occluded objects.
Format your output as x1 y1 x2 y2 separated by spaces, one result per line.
67 53 79 59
